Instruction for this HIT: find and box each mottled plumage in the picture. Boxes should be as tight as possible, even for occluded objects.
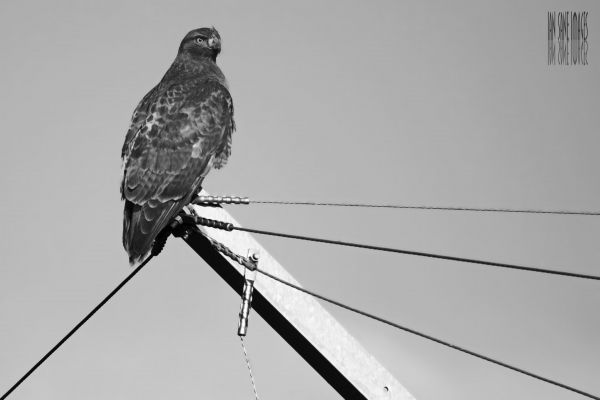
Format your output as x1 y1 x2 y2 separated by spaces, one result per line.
121 27 234 264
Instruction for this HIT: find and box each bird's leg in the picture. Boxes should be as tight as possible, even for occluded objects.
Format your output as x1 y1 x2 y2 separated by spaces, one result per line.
151 227 171 256
183 204 197 216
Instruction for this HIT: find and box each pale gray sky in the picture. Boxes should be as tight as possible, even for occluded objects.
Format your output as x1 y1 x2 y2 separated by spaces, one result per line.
0 1 598 399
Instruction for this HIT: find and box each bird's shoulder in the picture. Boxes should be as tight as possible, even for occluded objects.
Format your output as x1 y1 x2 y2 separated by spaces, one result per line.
121 85 159 159
121 77 235 201
122 77 233 158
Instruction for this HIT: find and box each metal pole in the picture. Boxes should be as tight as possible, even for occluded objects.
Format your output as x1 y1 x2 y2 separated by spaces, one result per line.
181 191 415 400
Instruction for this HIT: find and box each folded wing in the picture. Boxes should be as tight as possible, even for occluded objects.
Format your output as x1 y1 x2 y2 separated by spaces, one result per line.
121 79 234 264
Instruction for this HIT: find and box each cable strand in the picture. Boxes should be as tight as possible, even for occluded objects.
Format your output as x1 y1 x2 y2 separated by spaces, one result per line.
251 200 600 215
202 235 598 400
0 255 154 400
193 194 600 216
188 215 599 281
228 226 600 281
240 337 260 400
255 266 599 400
190 194 600 216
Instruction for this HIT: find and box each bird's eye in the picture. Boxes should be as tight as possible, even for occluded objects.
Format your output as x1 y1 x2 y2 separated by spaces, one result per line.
195 37 205 44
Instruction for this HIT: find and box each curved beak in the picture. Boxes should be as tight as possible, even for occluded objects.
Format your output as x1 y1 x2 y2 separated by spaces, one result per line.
208 36 221 49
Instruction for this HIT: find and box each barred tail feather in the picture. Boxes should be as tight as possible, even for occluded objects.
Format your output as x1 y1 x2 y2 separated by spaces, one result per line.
122 198 187 265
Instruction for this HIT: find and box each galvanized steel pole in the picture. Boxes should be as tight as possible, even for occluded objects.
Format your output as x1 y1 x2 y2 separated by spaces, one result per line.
181 191 415 400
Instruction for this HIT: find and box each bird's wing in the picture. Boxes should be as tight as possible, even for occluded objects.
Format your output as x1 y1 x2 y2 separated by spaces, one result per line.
121 78 234 261
121 85 159 161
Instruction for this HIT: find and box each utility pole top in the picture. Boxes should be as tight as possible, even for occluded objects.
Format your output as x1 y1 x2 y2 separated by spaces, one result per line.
182 191 416 400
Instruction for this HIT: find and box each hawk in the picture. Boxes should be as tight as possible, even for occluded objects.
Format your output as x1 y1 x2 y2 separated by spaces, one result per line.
120 27 235 264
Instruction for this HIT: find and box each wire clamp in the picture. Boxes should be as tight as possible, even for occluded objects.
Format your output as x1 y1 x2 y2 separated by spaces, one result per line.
193 215 234 231
194 195 250 206
238 250 259 337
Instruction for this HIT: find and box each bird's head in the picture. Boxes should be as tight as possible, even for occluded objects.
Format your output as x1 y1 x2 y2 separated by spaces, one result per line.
178 27 222 61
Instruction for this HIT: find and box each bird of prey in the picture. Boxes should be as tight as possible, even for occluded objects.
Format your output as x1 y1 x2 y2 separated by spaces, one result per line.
120 27 235 264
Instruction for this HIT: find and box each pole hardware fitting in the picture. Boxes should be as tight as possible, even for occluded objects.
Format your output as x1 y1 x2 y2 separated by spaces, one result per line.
169 214 197 240
194 195 250 206
193 215 235 231
238 250 259 337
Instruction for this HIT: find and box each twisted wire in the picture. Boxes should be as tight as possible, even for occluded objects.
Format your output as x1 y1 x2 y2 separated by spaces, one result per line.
193 195 600 216
190 216 600 281
204 234 255 269
240 337 260 400
251 200 600 216
236 226 600 281
202 234 259 398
